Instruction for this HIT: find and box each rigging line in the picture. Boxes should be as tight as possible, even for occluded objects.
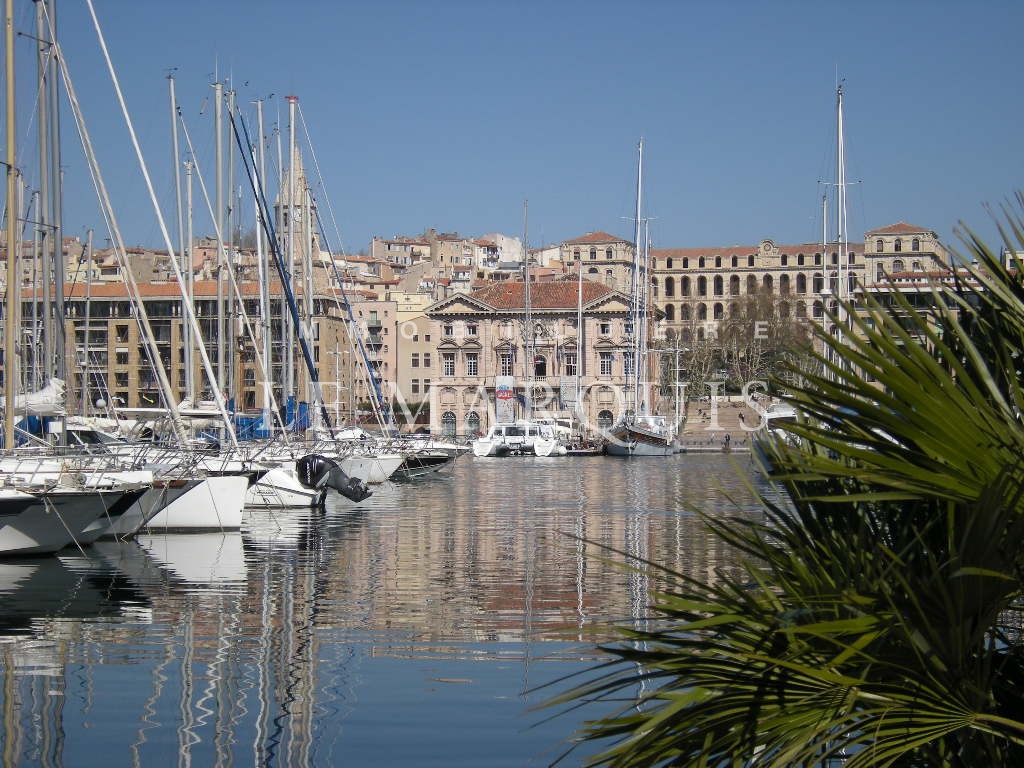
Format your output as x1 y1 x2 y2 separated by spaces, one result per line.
310 202 393 429
175 107 288 440
53 6 190 444
296 103 346 255
229 108 335 434
83 0 239 447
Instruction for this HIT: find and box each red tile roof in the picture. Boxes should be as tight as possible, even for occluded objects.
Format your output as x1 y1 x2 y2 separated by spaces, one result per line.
563 231 630 246
865 222 933 236
469 279 614 310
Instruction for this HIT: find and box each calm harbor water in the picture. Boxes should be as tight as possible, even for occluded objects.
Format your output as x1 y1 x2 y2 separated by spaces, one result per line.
0 452 765 767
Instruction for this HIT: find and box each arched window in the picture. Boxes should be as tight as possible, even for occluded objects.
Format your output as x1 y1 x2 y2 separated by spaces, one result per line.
682 257 689 268
697 303 708 321
911 238 920 251
465 411 480 436
441 411 457 438
748 255 755 267
680 328 692 342
798 253 805 266
589 248 597 260
715 256 721 268
665 303 675 322
534 355 547 377
831 251 839 265
713 275 724 296
813 300 824 319
680 304 691 321
894 238 902 252
714 303 724 320
876 239 883 252
597 410 614 430
588 266 599 274
813 273 824 293
605 248 613 259
779 274 790 295
796 273 807 293
698 256 705 268
697 276 708 296
665 276 675 297
729 301 740 318
893 259 905 273
796 300 807 318
573 249 580 260
779 301 790 318
729 275 740 295
731 255 738 267
763 274 774 291
681 276 691 296
747 275 758 294
666 257 674 269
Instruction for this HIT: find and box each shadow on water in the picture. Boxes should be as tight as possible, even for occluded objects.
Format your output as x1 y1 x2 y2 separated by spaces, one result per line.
0 453 763 767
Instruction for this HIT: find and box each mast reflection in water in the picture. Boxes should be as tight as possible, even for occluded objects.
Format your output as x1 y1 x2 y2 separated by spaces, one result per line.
0 453 764 767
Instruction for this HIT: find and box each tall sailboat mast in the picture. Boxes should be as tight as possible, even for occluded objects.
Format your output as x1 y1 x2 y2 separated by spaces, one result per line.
836 82 848 308
522 199 532 419
630 138 644 416
4 0 18 450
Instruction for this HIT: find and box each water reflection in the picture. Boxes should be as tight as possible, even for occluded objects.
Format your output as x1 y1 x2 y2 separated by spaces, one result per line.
0 453 763 767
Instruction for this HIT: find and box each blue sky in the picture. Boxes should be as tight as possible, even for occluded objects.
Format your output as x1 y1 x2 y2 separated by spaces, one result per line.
8 0 1023 258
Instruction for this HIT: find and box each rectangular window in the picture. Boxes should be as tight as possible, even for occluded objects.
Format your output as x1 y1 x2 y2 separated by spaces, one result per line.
624 351 634 377
411 353 420 368
466 324 477 337
116 324 129 343
500 353 513 376
423 353 431 369
599 322 611 336
442 352 456 377
600 352 613 376
443 324 454 336
425 334 431 342
466 353 478 377
116 351 129 365
565 353 577 377
411 379 420 395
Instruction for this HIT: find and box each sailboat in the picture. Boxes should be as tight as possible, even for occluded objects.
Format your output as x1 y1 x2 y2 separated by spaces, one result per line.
606 139 675 457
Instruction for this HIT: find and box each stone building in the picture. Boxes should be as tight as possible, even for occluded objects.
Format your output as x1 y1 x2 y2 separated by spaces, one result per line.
425 276 649 438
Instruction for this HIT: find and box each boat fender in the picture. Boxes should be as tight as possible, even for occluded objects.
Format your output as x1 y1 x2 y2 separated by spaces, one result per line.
295 454 373 502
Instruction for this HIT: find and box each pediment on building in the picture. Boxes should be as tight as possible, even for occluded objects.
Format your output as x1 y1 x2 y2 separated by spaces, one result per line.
426 293 494 316
584 293 632 314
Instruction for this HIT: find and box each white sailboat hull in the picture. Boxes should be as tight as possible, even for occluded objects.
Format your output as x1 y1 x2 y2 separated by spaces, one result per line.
245 466 324 508
143 475 248 531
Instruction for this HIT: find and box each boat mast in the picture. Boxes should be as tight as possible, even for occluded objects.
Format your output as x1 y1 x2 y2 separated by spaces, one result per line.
836 82 848 310
285 95 297 409
213 79 226 397
46 0 64 385
35 1 52 385
226 85 237 404
522 199 532 420
168 72 194 405
4 0 17 450
630 138 644 416
254 97 273 430
575 255 583 426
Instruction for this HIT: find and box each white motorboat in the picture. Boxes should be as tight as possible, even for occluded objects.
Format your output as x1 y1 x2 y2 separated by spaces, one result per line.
471 421 562 457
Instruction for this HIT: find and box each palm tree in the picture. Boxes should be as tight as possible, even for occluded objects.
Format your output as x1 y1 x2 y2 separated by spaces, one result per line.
549 206 1024 767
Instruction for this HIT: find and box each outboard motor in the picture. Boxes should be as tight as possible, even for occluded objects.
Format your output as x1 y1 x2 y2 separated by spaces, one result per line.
296 454 373 503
